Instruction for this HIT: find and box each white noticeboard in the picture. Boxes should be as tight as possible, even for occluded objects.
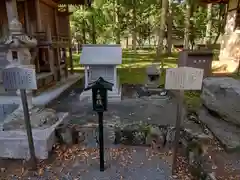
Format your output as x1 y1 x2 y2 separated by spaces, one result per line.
2 66 37 90
165 67 204 90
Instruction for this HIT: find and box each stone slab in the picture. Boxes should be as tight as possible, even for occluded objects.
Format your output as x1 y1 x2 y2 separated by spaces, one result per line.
198 107 240 151
201 77 240 126
0 112 68 160
79 86 122 102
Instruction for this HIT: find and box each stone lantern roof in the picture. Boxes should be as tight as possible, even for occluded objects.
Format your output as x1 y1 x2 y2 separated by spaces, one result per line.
4 18 37 48
9 18 23 35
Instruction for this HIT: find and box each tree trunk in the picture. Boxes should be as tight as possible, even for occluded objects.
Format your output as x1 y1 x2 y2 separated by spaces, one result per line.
156 0 168 71
184 0 191 49
91 14 96 44
214 4 227 44
115 0 121 44
205 3 212 45
167 0 173 55
132 0 137 53
82 5 86 44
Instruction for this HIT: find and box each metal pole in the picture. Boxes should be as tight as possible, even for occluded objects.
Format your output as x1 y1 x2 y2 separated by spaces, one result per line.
98 112 105 171
172 90 184 175
20 89 37 168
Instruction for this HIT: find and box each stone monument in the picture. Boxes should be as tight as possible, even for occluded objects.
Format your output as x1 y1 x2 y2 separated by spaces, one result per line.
79 44 122 102
0 18 68 160
142 65 167 97
145 65 161 90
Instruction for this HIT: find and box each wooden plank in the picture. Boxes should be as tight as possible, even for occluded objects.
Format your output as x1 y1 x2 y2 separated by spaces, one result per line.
46 25 57 81
54 9 62 80
5 0 18 25
40 0 58 8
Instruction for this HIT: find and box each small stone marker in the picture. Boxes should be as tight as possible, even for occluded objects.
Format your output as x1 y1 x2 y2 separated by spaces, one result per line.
165 66 204 175
2 66 37 167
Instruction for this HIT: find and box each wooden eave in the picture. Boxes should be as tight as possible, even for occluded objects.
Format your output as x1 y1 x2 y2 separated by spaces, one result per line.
199 0 229 4
53 0 92 5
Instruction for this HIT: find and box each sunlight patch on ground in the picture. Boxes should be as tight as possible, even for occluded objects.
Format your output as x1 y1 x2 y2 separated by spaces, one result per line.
70 61 176 71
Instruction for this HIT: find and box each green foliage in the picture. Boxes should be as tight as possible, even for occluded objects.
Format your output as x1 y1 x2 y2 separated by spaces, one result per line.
70 0 225 46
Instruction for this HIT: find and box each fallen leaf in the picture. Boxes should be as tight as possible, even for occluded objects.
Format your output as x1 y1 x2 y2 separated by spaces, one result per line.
38 168 44 176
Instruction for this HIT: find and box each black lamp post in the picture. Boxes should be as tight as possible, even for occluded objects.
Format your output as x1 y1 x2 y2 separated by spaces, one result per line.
84 77 113 171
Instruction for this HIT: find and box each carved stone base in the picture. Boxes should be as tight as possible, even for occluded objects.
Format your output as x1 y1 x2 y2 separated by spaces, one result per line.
0 112 68 160
2 107 59 131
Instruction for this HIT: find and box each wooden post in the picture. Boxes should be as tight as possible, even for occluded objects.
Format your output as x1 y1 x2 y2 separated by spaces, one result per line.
84 66 88 88
54 9 62 81
172 90 184 175
46 25 57 80
23 0 30 33
35 0 42 73
5 0 18 25
67 5 74 74
35 0 42 31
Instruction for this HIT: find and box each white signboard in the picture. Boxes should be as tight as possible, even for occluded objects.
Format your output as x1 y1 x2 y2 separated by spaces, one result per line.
165 67 203 90
2 67 37 90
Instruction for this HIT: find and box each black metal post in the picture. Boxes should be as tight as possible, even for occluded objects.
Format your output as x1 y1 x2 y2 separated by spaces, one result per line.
98 111 104 171
172 90 184 175
20 89 37 169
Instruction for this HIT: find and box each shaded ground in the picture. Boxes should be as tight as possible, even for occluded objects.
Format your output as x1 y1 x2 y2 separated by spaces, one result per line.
0 83 183 179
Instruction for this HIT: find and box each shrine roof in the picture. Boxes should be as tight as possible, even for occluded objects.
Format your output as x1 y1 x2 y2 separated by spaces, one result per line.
199 0 229 4
80 44 122 65
53 0 92 5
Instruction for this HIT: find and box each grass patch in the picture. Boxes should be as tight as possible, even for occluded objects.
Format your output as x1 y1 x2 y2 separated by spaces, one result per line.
71 49 178 69
184 91 202 112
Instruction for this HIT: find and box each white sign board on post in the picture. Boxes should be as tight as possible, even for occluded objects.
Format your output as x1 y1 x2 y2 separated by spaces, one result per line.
165 67 204 90
2 66 37 165
2 66 37 90
165 66 204 175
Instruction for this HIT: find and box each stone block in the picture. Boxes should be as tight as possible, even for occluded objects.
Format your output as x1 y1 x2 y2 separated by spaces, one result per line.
0 112 68 160
201 77 240 126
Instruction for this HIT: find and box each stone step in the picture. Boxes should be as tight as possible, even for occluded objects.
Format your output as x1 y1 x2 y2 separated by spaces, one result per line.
75 125 118 148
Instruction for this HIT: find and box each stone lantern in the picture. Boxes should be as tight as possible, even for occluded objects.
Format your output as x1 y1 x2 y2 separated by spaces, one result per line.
145 65 161 90
5 18 37 67
2 18 59 131
143 65 167 97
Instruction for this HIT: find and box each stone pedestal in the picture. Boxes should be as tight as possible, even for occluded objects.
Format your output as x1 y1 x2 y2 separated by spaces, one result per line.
0 112 68 160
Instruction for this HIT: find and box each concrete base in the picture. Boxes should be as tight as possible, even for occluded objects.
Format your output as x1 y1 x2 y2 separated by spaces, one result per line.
79 86 122 102
0 112 68 160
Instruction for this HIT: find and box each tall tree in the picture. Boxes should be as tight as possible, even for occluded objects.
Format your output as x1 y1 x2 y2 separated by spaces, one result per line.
205 3 213 45
156 0 168 71
115 0 121 44
167 0 173 55
132 0 137 52
184 0 191 49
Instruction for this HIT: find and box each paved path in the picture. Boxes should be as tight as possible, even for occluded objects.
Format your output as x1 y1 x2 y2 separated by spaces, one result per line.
47 147 174 180
43 84 177 179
